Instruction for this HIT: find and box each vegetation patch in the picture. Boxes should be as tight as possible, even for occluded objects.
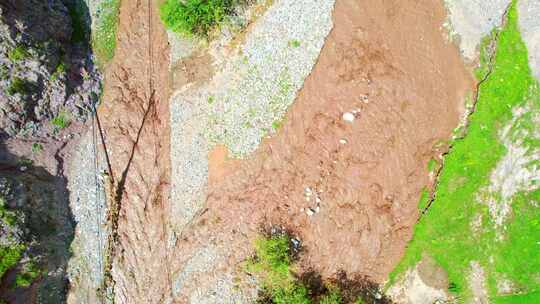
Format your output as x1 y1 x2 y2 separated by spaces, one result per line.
7 77 30 96
160 0 245 37
14 260 41 288
0 197 25 280
246 228 391 303
0 245 24 280
51 61 67 81
388 2 540 302
8 45 30 62
67 2 88 44
93 0 121 65
51 112 71 130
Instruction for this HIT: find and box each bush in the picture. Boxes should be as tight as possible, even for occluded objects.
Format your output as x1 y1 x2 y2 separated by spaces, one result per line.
8 46 30 61
7 78 29 96
319 289 342 304
160 0 239 37
272 285 310 304
14 261 41 288
0 245 24 279
248 233 390 304
51 112 70 130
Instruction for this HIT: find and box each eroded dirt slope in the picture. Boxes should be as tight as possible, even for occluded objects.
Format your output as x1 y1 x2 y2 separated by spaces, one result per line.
96 0 172 303
170 0 473 299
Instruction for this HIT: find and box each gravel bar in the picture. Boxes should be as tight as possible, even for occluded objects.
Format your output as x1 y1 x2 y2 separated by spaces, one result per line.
518 0 540 80
444 0 510 61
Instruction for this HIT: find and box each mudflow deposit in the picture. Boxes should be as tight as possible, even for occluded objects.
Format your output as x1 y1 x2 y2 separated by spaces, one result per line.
1 0 540 304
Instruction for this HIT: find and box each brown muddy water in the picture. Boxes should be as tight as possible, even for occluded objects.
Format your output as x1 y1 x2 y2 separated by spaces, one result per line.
90 0 474 303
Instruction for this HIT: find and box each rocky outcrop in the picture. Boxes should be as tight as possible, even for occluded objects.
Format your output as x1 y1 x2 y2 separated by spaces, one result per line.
0 1 103 303
0 0 101 138
0 154 74 303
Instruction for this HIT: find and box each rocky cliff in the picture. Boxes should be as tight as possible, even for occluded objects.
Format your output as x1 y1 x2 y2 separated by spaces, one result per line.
0 0 101 303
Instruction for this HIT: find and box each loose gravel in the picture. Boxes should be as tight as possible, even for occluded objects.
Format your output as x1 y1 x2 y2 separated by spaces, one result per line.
205 0 335 156
518 0 540 80
169 95 209 232
66 126 108 302
444 0 510 61
169 0 335 230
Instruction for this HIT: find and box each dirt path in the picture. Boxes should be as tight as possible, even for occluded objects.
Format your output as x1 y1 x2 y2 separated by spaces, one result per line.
96 0 172 302
170 0 473 298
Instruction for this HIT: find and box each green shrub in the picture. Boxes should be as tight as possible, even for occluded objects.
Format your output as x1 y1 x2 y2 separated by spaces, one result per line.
51 61 66 81
248 233 383 304
0 197 17 227
31 143 43 154
0 245 24 279
0 66 9 80
14 261 41 288
8 46 30 61
160 0 239 37
7 78 29 96
319 289 342 304
271 285 310 304
51 112 70 129
248 234 292 290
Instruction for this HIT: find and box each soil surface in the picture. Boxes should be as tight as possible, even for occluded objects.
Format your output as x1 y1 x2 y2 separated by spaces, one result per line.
169 0 473 300
96 0 172 302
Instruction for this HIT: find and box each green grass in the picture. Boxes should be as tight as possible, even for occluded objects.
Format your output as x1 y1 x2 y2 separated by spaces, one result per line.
388 1 540 302
427 158 437 172
289 39 301 48
160 0 240 37
93 0 121 65
417 188 430 211
8 45 30 61
51 112 70 130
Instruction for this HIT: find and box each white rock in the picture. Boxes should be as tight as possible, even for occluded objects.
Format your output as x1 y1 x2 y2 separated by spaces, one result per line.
339 139 347 144
342 112 355 122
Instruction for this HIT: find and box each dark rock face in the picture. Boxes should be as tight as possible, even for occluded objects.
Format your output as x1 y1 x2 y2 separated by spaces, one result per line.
0 0 101 138
0 1 97 303
0 149 75 304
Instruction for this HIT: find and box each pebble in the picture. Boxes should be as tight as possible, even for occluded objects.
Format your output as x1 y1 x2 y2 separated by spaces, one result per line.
339 138 347 144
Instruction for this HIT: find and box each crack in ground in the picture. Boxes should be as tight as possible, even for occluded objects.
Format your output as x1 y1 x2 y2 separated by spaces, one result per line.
418 3 512 221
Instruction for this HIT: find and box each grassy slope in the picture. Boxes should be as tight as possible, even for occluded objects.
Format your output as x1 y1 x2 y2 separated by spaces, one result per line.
388 1 540 302
93 0 121 65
